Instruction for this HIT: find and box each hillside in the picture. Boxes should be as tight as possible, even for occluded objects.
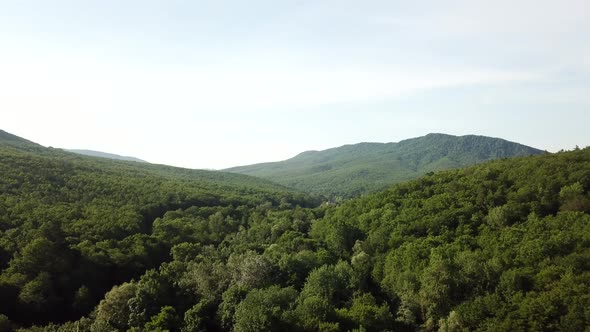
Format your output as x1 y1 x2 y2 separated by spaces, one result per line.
0 130 317 329
307 147 590 330
65 149 148 163
0 130 45 153
225 133 545 198
1 128 588 331
0 130 37 144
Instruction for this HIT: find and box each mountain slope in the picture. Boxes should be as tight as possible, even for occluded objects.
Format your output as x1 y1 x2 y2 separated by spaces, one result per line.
15 146 590 332
0 129 45 153
0 130 316 328
308 147 590 330
65 149 148 163
0 130 304 198
1 129 589 331
226 133 545 198
0 130 36 144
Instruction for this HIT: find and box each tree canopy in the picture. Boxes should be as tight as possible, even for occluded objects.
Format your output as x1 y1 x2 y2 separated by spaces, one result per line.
225 133 544 199
1 130 589 331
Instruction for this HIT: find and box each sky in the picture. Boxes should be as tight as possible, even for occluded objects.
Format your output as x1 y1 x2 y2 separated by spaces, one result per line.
1 0 589 169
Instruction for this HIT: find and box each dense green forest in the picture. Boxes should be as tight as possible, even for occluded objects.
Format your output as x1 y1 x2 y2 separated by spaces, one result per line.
1 130 589 331
225 133 544 199
0 130 316 330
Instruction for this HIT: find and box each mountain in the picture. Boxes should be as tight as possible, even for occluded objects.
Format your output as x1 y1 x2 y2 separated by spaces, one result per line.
306 147 590 330
65 149 148 163
0 129 44 152
225 133 545 198
1 129 589 331
0 129 36 144
0 130 316 328
0 130 302 198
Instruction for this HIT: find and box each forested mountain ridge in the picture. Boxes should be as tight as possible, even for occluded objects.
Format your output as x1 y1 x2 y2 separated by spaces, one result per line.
0 130 309 198
65 149 148 163
225 133 545 199
0 130 317 330
1 130 589 331
0 130 45 152
310 147 590 331
0 130 36 144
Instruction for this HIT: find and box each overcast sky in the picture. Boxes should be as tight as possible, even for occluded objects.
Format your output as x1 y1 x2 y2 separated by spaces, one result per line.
1 0 589 169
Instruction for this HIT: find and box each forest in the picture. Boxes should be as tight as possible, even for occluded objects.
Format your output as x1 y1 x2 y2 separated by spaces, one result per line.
225 133 544 199
1 130 589 331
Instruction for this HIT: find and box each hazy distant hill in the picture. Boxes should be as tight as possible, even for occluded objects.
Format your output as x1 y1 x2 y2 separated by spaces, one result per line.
66 149 148 163
225 133 545 198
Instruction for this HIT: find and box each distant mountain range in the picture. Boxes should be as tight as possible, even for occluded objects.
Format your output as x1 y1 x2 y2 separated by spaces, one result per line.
65 149 148 163
1 129 546 199
225 133 545 198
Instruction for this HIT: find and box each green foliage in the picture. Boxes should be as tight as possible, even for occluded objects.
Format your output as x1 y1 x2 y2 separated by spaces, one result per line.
559 182 590 212
335 293 394 331
0 131 315 328
91 282 136 331
182 299 214 332
1 130 590 332
217 285 248 330
227 250 273 289
17 272 55 311
0 315 13 332
232 286 298 332
144 306 180 332
299 262 354 306
226 133 544 198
